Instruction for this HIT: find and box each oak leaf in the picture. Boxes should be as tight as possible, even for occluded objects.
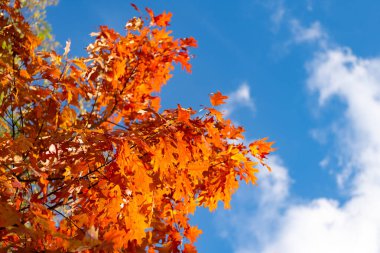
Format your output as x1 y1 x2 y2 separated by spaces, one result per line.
210 91 228 106
249 137 275 160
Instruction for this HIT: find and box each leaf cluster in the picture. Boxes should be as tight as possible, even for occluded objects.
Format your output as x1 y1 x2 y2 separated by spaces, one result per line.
0 1 274 252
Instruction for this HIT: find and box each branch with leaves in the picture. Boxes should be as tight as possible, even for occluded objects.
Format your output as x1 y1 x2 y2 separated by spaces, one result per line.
0 1 274 252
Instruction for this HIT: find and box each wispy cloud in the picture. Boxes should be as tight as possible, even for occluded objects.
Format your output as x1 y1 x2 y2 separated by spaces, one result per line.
306 0 314 11
290 19 328 46
270 1 286 28
222 83 255 117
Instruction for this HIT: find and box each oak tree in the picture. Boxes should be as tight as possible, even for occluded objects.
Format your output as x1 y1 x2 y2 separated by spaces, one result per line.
0 1 274 252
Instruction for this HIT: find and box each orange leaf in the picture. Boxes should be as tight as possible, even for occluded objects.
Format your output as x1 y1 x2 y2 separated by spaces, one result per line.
20 69 31 79
147 247 156 253
208 107 223 121
210 91 228 106
184 244 197 253
154 12 172 27
180 37 198 48
150 96 161 112
177 104 191 124
185 226 202 243
249 137 275 160
0 201 21 227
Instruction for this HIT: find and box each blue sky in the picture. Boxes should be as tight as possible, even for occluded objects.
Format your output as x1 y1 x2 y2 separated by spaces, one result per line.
47 1 380 252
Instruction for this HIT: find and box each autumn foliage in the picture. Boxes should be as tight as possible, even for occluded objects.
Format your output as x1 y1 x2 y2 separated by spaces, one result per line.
0 1 274 252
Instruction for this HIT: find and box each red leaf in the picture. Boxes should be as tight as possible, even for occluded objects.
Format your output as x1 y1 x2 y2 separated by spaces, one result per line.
131 3 140 12
145 7 154 21
154 12 172 27
180 37 198 48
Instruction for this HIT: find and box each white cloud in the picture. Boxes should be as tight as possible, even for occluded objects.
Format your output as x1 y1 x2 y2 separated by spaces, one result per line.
222 83 255 117
257 156 290 206
308 48 380 192
222 18 380 253
290 19 327 46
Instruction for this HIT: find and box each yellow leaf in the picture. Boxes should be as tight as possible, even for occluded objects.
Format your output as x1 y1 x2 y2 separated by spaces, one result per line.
231 152 245 162
73 59 87 70
63 167 71 181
